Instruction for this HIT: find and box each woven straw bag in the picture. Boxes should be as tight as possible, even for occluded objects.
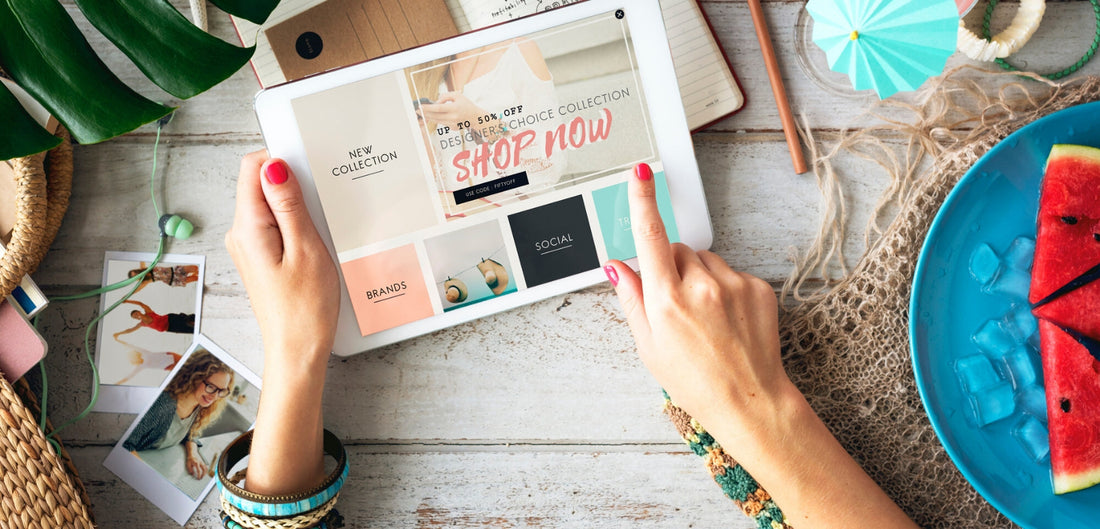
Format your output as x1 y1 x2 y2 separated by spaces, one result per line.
1 130 97 528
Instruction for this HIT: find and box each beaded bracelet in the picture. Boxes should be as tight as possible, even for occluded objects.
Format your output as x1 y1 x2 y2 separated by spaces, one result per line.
663 393 792 529
984 0 1100 80
216 429 348 518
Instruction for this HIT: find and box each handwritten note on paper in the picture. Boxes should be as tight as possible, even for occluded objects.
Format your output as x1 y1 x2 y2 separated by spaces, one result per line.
458 0 583 28
454 0 743 129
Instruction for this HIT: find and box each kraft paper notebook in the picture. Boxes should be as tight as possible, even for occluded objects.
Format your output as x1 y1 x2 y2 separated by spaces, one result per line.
233 0 744 130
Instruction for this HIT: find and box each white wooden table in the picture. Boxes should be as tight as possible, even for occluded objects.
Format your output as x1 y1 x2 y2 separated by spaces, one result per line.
30 1 1100 526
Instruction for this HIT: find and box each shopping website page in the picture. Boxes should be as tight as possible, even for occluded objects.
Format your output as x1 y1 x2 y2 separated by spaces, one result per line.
291 11 679 336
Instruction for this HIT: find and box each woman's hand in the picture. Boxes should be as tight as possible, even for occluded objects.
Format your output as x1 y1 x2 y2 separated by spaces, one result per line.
184 444 207 480
225 151 339 366
122 299 149 311
604 163 918 529
417 92 488 131
603 163 797 434
226 151 335 496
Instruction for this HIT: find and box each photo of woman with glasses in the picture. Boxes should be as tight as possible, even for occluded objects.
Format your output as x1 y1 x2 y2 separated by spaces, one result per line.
123 349 235 480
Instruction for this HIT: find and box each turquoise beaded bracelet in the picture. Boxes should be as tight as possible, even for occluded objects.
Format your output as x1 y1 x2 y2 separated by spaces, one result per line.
216 429 348 518
983 0 1100 80
220 466 347 517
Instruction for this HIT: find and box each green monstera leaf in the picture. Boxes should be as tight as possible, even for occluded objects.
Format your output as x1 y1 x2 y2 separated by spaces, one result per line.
0 80 62 159
0 0 279 159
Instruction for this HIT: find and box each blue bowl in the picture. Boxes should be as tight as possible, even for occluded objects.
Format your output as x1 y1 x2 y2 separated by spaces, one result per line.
910 101 1100 528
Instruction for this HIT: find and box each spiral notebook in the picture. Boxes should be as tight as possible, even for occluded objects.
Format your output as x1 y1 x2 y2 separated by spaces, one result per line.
232 0 744 130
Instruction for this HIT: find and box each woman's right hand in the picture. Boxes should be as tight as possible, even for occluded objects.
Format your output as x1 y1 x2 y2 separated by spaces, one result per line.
184 446 207 480
604 163 919 529
417 92 487 131
602 163 799 435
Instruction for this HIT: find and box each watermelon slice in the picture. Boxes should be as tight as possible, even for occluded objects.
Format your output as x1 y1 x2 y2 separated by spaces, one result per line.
1030 144 1100 495
1030 144 1100 338
1038 321 1100 494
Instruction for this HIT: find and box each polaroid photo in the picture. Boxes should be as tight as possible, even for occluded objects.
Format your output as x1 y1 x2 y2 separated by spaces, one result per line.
103 335 262 525
94 251 205 414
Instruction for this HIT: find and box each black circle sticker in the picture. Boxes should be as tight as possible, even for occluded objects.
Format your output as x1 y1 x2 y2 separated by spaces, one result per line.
296 32 323 60
615 9 625 19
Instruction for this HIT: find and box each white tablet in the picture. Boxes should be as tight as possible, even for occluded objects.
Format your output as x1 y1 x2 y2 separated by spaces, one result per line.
254 0 712 356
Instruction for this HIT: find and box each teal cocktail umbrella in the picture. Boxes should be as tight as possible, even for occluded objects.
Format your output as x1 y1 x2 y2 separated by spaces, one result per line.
806 0 959 99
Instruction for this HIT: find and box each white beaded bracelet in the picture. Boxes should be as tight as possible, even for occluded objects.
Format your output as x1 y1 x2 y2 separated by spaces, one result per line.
958 0 1046 62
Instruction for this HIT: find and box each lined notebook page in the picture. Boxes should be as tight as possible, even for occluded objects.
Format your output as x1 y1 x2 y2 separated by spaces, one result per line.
660 0 743 129
453 0 744 129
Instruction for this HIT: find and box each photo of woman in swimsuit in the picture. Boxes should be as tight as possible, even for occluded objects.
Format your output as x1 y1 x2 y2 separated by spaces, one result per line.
96 255 204 388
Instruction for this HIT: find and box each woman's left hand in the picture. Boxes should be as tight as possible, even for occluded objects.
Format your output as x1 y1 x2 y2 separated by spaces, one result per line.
225 151 339 367
417 92 487 130
227 151 335 495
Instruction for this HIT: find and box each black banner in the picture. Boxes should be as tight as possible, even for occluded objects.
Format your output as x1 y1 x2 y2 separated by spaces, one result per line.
452 171 530 204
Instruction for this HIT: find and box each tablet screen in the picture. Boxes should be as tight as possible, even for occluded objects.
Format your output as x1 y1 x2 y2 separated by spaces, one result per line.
285 8 682 338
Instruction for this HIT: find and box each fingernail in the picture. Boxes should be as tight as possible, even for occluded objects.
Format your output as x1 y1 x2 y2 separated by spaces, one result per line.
265 161 288 185
604 265 619 286
634 163 653 181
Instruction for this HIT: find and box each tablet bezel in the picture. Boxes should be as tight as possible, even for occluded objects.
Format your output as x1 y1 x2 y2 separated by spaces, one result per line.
254 0 712 356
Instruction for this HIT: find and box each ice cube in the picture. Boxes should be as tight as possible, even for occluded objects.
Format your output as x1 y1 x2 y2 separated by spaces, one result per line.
990 268 1031 300
1004 237 1036 272
956 354 1002 393
969 382 1016 426
973 320 1015 356
1018 385 1048 423
1027 331 1041 351
1013 415 1049 462
969 243 1001 285
1008 305 1039 343
1003 347 1040 387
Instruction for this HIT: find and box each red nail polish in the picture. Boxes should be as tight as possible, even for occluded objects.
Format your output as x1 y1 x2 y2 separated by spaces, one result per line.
635 163 653 181
265 161 288 185
604 265 619 286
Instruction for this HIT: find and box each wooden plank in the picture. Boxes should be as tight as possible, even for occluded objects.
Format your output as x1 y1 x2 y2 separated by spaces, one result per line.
27 2 1095 525
38 136 894 289
31 287 673 443
30 130 904 446
56 1 1100 138
701 0 1100 132
71 445 755 528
